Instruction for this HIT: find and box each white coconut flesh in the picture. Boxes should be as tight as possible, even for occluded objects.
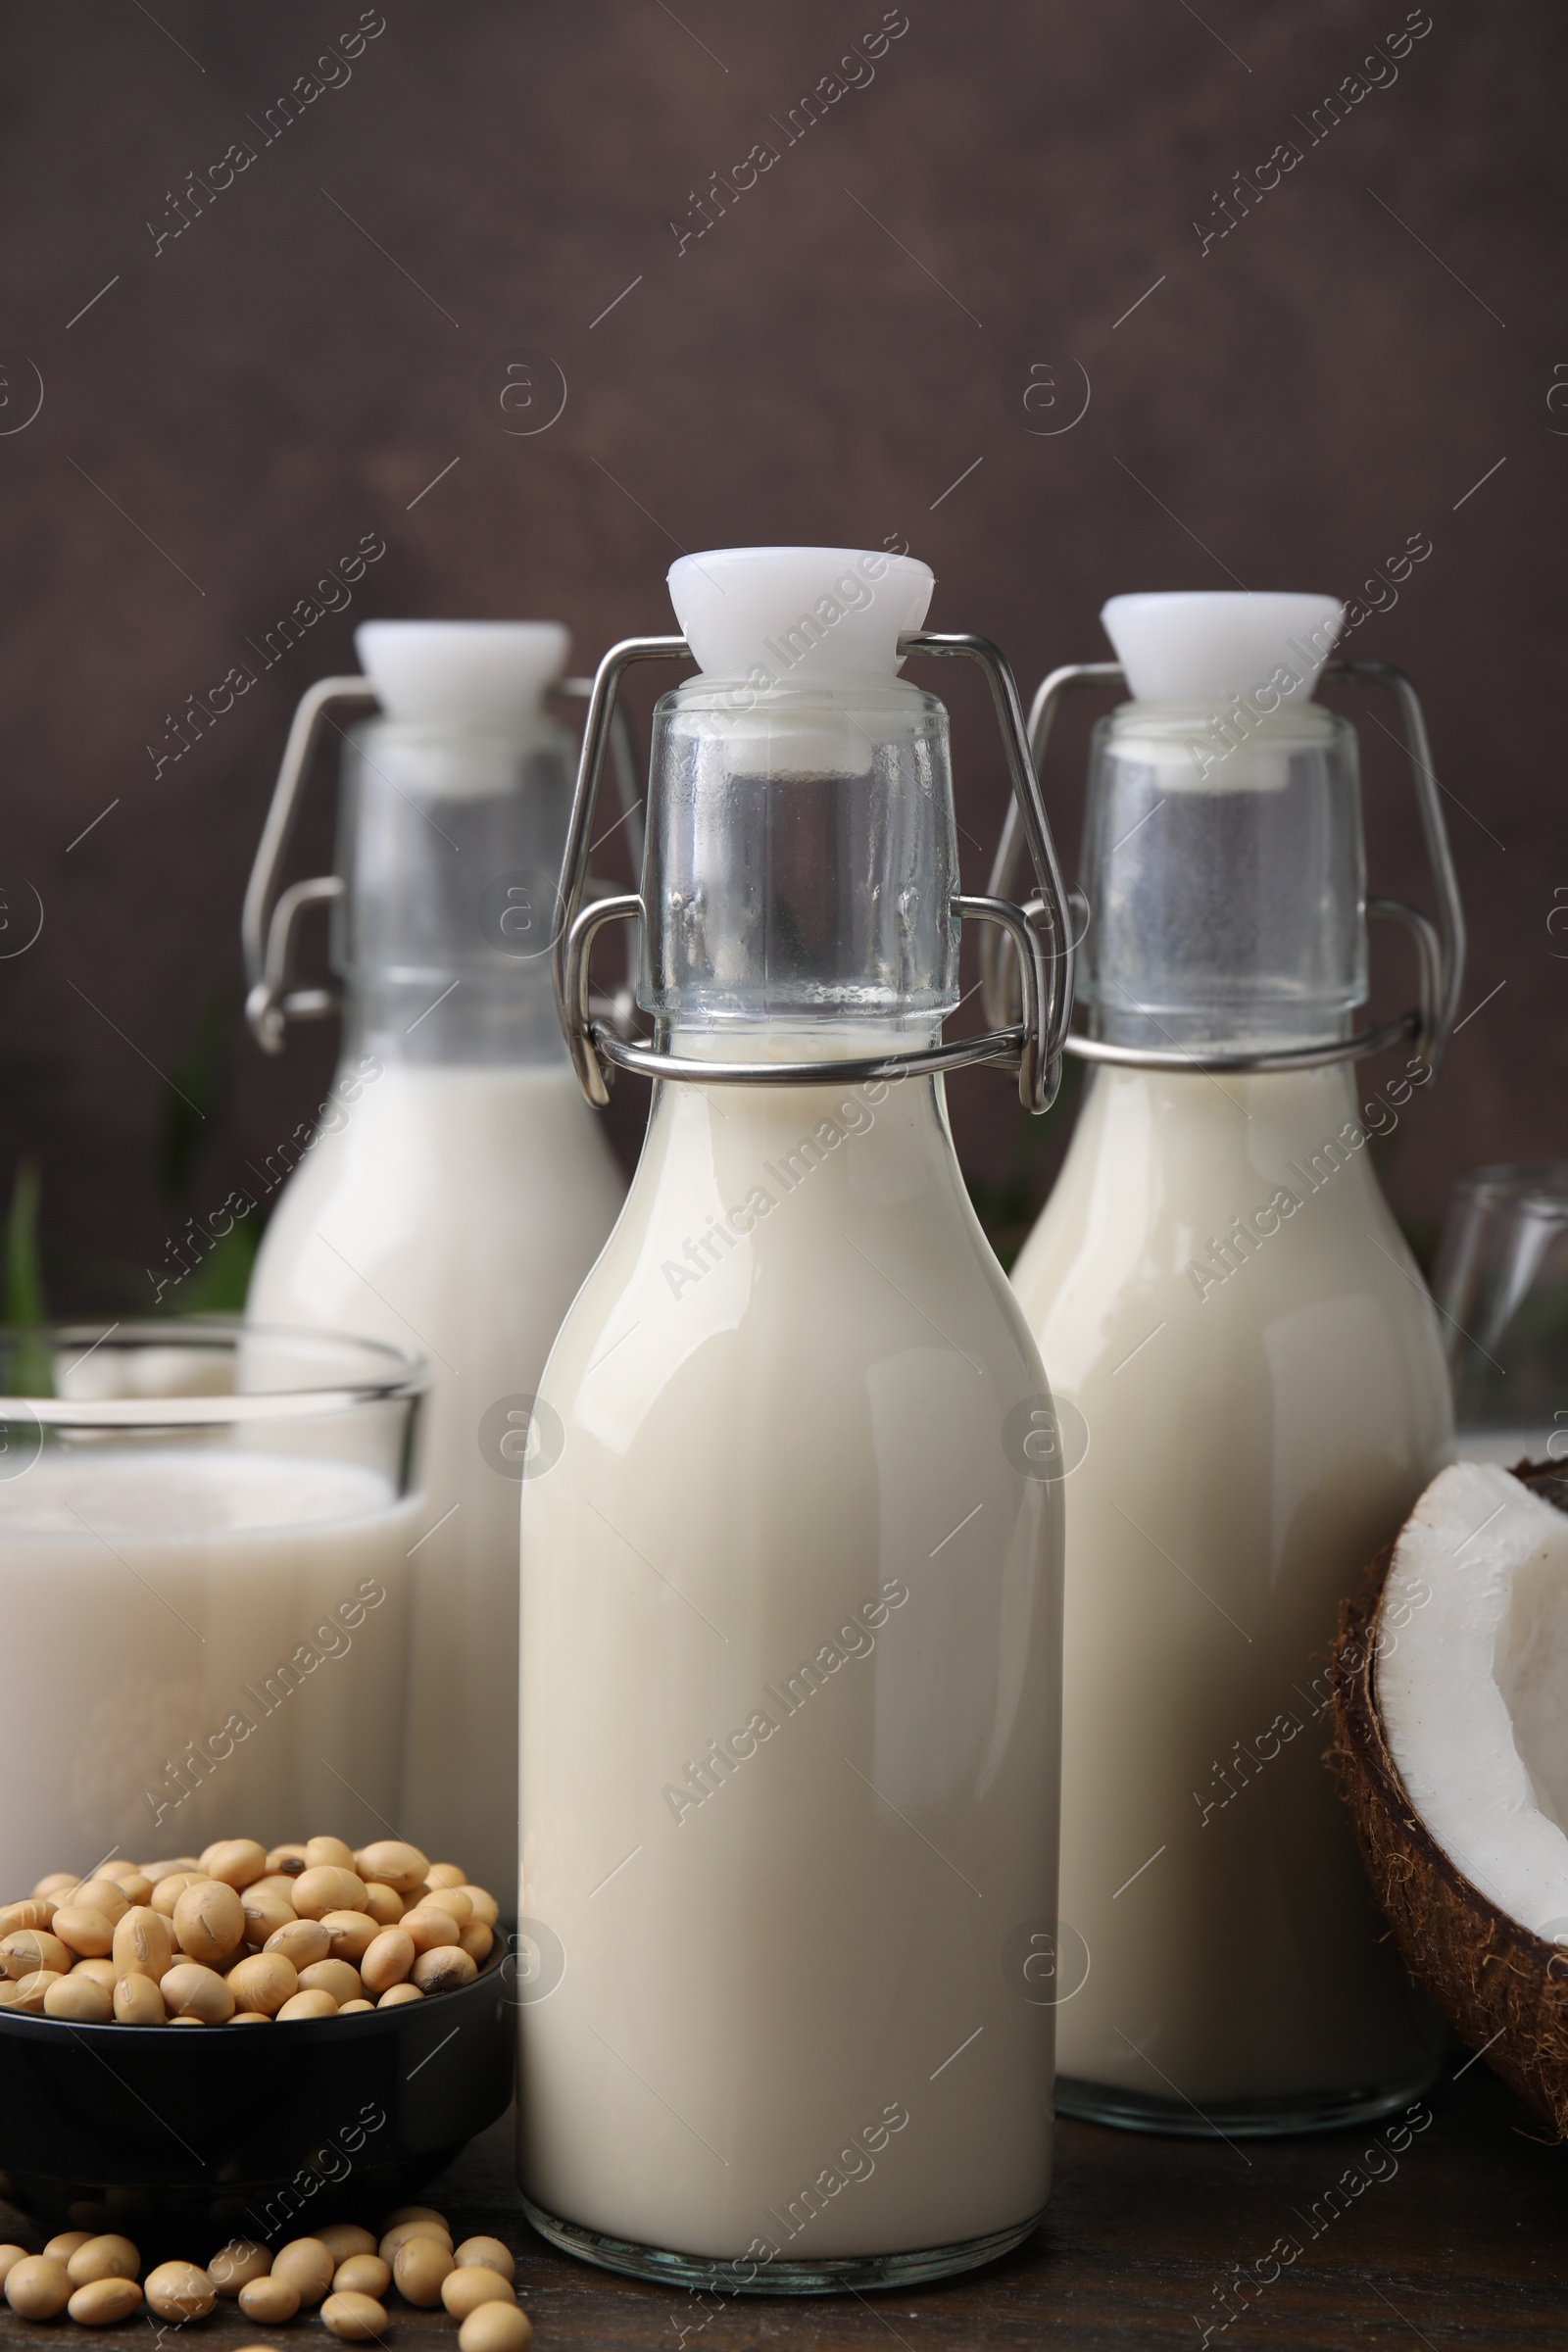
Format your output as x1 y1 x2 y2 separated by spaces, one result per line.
1379 1459 1568 1940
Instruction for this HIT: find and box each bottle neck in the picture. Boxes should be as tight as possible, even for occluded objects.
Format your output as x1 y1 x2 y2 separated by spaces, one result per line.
1079 701 1367 1054
339 962 565 1070
632 1047 958 1208
330 710 576 1070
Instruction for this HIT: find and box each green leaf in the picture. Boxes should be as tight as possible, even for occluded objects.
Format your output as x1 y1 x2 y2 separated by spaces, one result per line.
177 1218 264 1315
4 1159 47 1324
159 994 235 1206
2 1159 54 1398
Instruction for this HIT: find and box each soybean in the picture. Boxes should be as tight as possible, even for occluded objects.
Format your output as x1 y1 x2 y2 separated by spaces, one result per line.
460 2306 534 2352
149 1872 204 1918
392 2234 454 2306
401 1907 462 1955
161 1962 236 2023
226 1951 299 2016
319 1909 378 1962
380 2219 450 2259
172 1878 244 1965
270 2237 334 2306
290 1866 368 1920
69 1955 120 1988
114 1974 166 2023
200 1838 268 1889
239 1889 296 1945
208 2239 270 2294
67 2236 141 2286
316 2225 378 2263
442 2266 515 2319
304 1835 358 1871
2 1929 71 1978
456 2237 514 2281
50 1901 117 1956
75 1879 130 1925
6 2257 73 2318
276 1987 338 2020
361 1927 416 1994
68 2278 143 2325
43 2234 92 2265
112 1907 173 1982
322 2289 388 2338
238 2275 300 2323
44 1973 113 2022
332 2256 391 2297
144 2262 216 2322
12 1970 66 2012
357 1839 429 1892
0 1899 57 1936
413 1943 478 1995
265 1916 332 1970
300 1957 363 2005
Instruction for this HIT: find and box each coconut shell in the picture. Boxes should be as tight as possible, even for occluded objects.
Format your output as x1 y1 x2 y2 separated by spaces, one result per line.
1330 1460 1568 2137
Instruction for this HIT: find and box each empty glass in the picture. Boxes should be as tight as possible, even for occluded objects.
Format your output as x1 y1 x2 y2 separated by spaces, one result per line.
1431 1165 1568 1462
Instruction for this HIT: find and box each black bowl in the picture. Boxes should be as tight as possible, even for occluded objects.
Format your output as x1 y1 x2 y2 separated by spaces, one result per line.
0 1954 513 2256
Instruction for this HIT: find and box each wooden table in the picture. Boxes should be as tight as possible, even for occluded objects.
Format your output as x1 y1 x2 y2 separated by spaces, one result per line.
3 2060 1562 2349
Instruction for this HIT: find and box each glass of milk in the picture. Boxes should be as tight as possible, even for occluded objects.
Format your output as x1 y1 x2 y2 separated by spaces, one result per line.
0 1319 424 1894
517 548 1072 2293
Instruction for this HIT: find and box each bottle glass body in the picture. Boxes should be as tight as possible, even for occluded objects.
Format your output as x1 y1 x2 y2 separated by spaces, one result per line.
516 671 1063 2286
1012 696 1449 2132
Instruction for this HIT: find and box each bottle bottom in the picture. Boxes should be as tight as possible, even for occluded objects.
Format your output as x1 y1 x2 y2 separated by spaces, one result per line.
518 2194 1045 2296
1055 2061 1440 2139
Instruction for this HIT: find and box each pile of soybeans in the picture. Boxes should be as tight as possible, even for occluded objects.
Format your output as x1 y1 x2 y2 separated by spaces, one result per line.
0 1838 499 2023
0 2204 531 2345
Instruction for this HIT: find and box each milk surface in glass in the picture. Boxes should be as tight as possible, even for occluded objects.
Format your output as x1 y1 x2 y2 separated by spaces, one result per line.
517 548 1064 2290
248 623 625 1892
1010 592 1454 2132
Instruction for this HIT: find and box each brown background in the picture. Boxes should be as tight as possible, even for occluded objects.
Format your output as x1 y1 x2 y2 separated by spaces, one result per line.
0 0 1562 1305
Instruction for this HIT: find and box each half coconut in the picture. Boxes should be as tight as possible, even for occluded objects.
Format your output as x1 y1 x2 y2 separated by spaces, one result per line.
1333 1457 1568 2135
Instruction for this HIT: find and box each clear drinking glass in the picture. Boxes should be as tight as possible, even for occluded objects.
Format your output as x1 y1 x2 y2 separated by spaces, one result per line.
1432 1165 1568 1462
0 1320 424 1892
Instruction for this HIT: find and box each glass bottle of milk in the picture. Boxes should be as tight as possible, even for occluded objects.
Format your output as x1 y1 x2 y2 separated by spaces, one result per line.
245 622 626 1895
517 547 1071 2291
1007 591 1463 2133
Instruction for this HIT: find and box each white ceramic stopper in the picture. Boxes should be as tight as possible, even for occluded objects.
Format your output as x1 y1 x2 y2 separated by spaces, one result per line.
1101 591 1346 706
667 547 935 682
355 621 570 725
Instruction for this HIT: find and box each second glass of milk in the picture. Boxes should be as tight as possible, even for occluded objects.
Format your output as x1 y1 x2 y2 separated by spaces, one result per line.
0 1320 423 1893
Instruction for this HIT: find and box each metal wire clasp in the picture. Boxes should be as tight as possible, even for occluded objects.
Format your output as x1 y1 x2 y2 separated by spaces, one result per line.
241 674 642 1054
981 659 1466 1076
552 633 1077 1112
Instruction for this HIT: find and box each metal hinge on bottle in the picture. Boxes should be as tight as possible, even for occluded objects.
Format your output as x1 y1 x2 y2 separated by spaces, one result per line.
241 677 642 1054
554 633 1078 1115
981 660 1465 1075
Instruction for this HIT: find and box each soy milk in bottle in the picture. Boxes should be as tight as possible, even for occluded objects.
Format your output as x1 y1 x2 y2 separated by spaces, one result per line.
517 548 1074 2289
245 622 626 1892
1007 592 1463 2132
